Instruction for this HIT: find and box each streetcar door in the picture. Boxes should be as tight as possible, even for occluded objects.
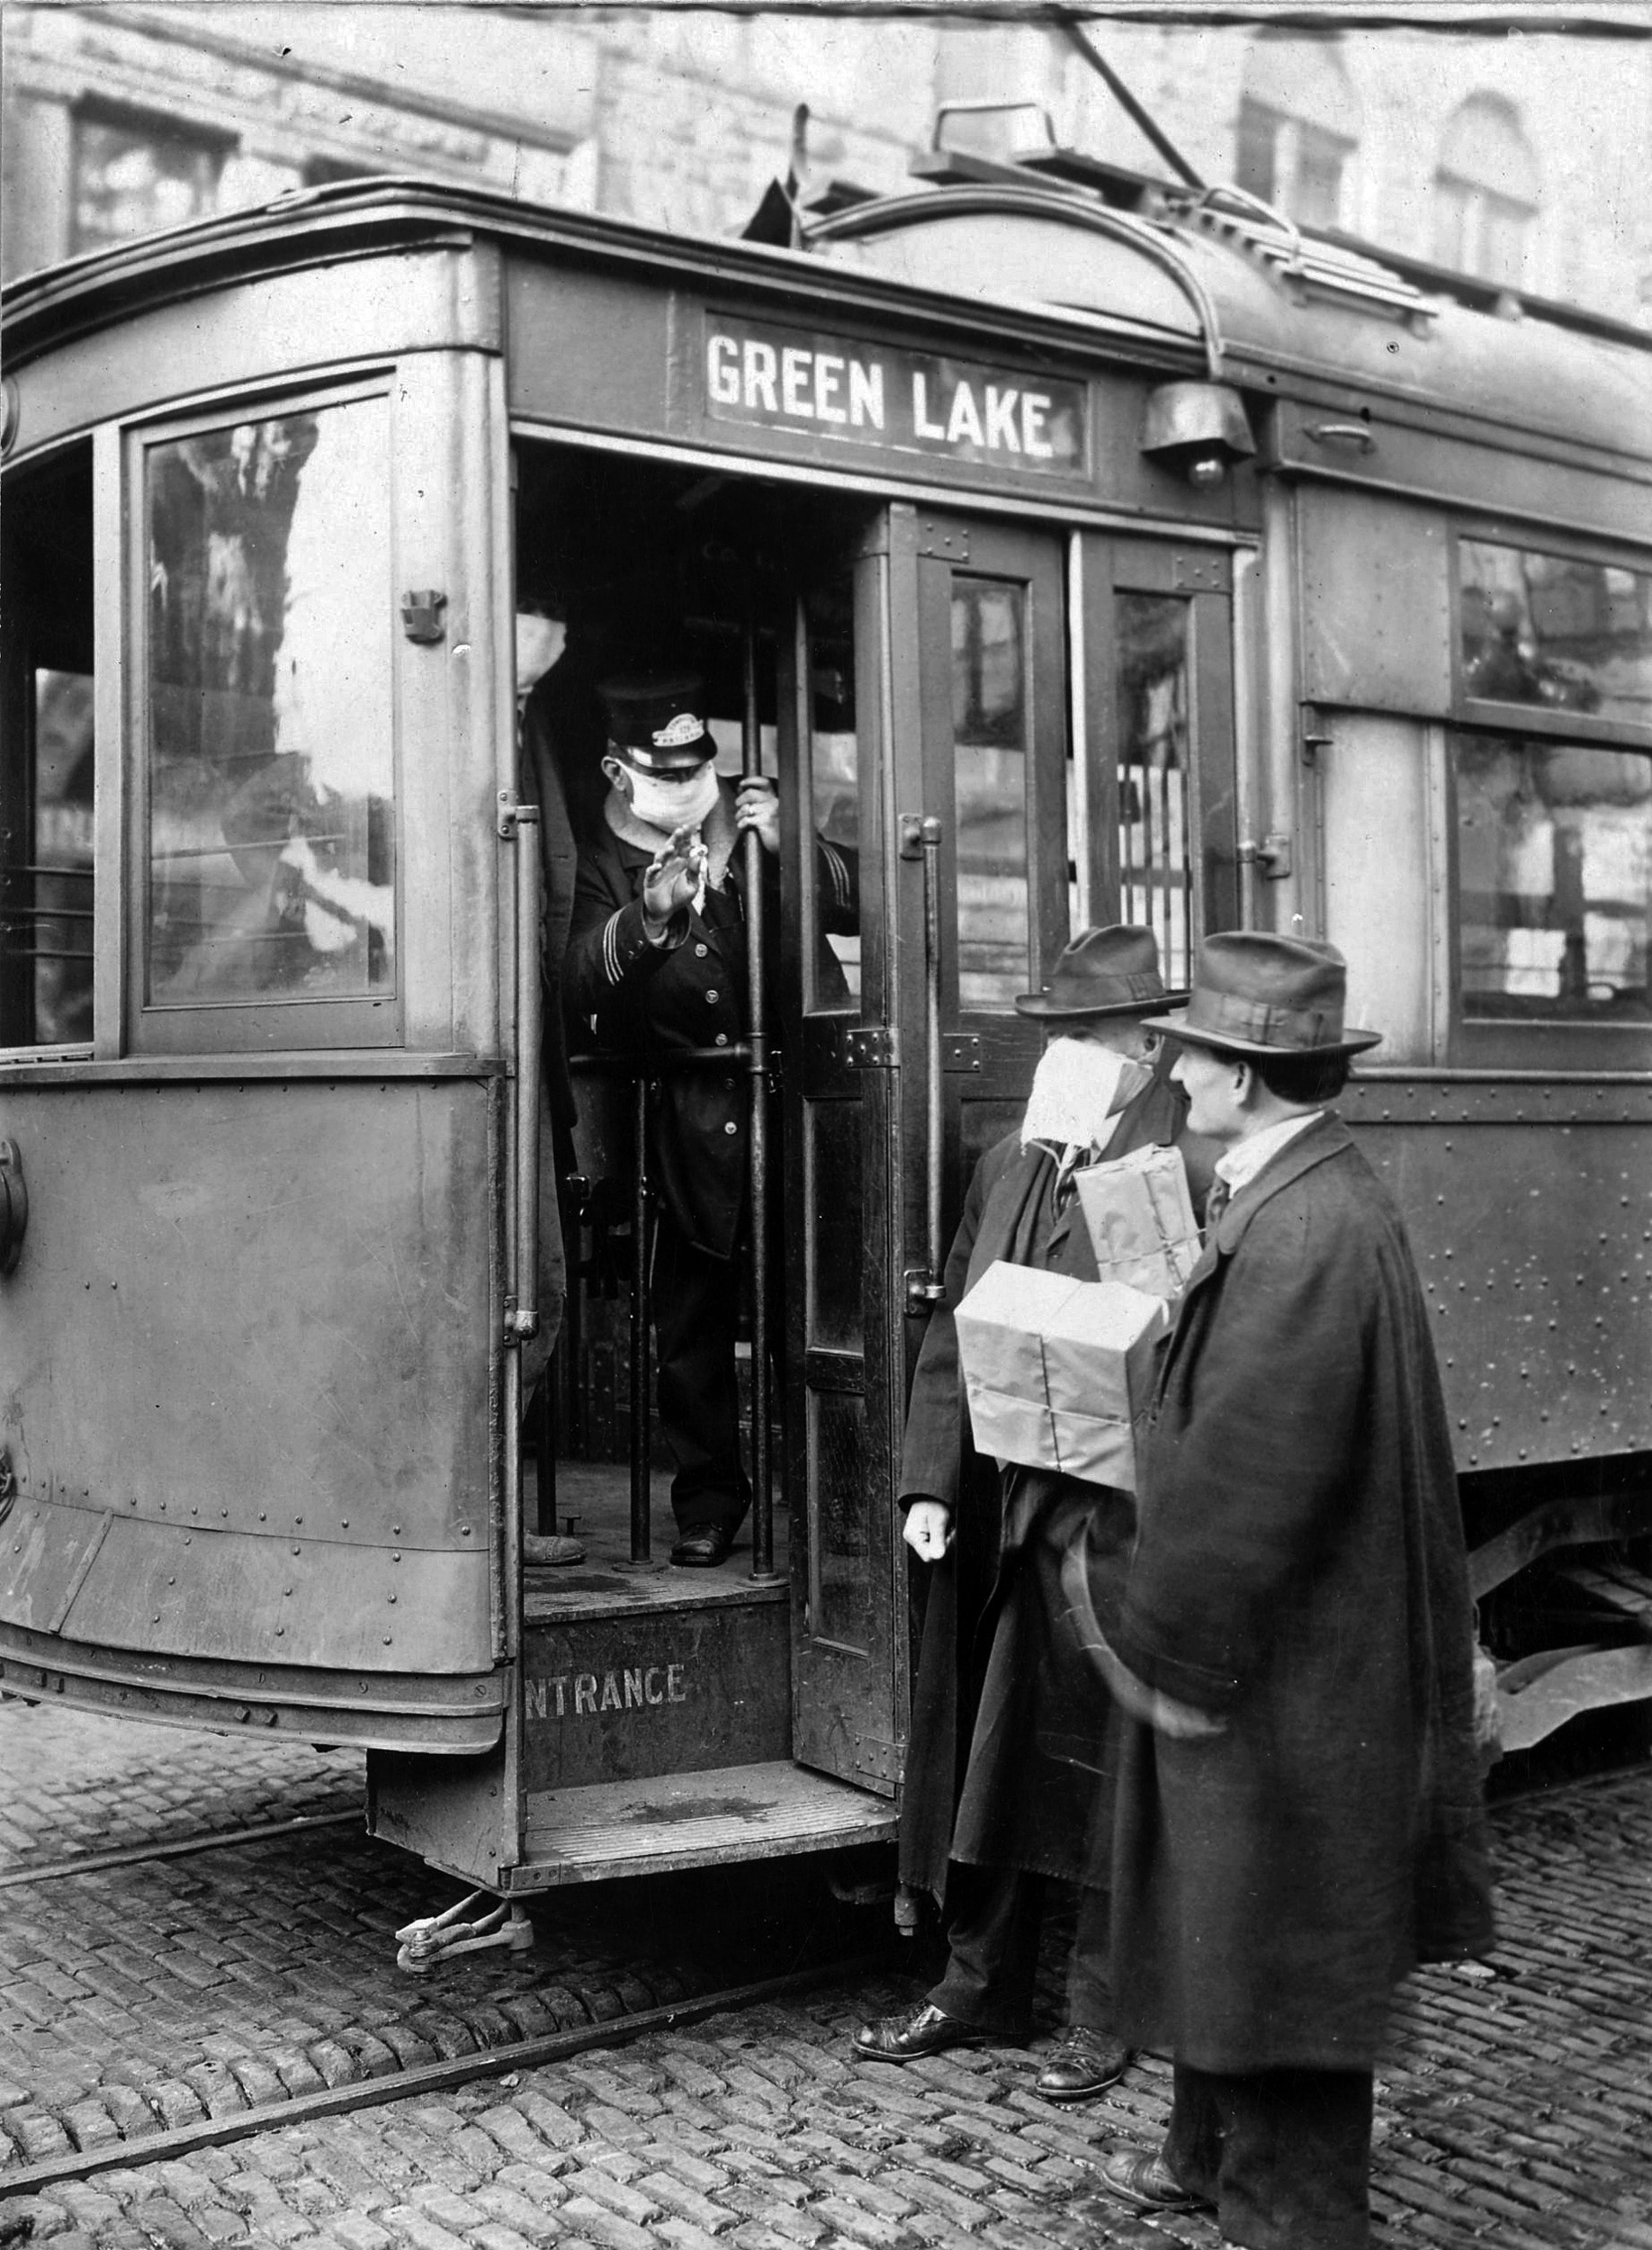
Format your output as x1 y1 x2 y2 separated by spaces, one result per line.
895 515 1073 1234
779 528 902 1790
1079 533 1239 991
782 510 1073 1796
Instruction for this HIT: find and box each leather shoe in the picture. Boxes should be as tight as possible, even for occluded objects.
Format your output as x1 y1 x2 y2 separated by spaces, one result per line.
854 2002 993 2063
1034 2024 1133 2102
670 1524 734 1568
1094 2147 1213 2214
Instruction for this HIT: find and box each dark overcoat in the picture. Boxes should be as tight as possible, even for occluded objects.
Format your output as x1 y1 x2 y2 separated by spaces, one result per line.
1103 1115 1495 2073
897 1064 1214 1904
561 788 856 1260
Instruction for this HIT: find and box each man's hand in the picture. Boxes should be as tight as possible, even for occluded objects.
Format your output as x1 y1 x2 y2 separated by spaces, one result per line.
642 823 708 930
902 1500 954 1562
734 776 780 858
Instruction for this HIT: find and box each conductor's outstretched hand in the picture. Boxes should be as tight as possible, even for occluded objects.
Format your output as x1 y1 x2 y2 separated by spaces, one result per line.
643 823 708 926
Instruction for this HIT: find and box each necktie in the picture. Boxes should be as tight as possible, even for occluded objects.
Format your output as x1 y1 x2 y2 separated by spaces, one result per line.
1204 1174 1232 1233
1054 1142 1089 1213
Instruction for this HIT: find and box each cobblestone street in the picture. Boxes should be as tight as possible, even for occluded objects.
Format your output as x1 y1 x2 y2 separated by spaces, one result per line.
2 1703 1652 2249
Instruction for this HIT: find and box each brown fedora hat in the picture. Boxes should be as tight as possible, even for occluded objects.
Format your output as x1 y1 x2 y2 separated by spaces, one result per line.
1141 932 1381 1058
1015 925 1187 1021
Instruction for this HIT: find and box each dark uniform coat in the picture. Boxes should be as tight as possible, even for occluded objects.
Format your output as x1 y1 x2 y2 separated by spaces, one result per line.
561 785 856 1260
897 1062 1214 1904
1104 1115 1495 2073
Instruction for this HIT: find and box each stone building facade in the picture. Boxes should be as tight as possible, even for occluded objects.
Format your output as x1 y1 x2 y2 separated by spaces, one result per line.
3 4 1649 327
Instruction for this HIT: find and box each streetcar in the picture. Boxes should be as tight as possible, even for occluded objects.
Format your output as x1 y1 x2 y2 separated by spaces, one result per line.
3 143 1649 1907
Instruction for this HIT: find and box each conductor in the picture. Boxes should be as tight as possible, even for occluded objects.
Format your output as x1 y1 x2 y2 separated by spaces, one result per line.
562 672 856 1567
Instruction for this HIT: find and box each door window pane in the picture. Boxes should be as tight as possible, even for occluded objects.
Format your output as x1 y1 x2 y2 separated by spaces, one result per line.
806 576 860 1009
808 1389 871 1652
805 1102 863 1354
145 402 395 1008
1455 734 1651 1022
1117 593 1192 995
951 579 1028 1012
1460 541 1652 731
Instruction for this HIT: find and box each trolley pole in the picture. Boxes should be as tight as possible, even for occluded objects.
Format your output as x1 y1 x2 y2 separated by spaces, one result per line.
741 595 777 1585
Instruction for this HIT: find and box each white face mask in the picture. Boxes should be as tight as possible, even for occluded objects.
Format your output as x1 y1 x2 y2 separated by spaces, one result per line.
623 760 721 834
1021 1036 1154 1152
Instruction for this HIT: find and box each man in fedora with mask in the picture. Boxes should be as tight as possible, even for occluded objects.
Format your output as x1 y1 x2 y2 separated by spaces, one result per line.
563 672 856 1568
855 927 1215 2098
1071 932 1493 2250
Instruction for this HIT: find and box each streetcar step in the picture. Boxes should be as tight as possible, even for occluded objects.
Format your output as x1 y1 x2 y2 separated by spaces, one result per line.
510 1760 898 1888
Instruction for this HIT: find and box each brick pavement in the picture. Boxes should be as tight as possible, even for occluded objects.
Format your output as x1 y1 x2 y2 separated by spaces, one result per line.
3 1700 1652 2247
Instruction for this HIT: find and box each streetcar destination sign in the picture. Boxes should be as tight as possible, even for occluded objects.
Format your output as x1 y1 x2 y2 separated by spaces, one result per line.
703 314 1088 476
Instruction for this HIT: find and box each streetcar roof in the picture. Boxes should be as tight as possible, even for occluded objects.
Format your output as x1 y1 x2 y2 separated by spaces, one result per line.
4 172 1649 473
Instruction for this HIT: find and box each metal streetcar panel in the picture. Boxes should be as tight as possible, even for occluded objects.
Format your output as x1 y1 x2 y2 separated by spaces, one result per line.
4 157 1651 1898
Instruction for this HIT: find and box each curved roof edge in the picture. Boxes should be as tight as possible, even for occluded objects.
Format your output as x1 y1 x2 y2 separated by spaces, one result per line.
0 175 1209 384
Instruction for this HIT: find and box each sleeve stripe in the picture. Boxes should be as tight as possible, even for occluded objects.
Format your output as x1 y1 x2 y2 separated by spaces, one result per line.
602 909 624 985
822 842 849 911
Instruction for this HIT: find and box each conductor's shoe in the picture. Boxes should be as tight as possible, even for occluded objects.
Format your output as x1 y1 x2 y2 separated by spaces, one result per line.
670 1524 734 1567
854 2002 992 2062
1034 2025 1133 2102
522 1531 585 1567
1093 2148 1213 2214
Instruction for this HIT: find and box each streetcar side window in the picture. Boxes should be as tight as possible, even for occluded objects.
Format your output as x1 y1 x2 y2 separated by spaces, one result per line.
1453 734 1651 1023
0 443 95 1052
140 396 395 1027
1459 541 1652 731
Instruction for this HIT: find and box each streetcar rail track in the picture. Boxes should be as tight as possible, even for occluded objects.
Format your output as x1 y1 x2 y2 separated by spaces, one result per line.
0 1953 887 2200
0 1808 362 1891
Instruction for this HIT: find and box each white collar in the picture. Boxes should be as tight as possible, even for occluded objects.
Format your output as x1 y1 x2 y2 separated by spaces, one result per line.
1213 1109 1324 1197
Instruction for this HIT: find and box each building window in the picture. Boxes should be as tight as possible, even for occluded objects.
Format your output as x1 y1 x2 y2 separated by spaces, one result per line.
73 107 227 253
1235 103 1353 230
1433 96 1537 286
1233 36 1360 230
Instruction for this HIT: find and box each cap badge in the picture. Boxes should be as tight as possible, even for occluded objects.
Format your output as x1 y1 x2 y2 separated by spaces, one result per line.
652 710 705 749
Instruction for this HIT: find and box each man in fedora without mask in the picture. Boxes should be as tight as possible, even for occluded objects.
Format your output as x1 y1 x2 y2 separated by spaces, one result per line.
1073 932 1493 2250
855 927 1214 2099
563 672 856 1568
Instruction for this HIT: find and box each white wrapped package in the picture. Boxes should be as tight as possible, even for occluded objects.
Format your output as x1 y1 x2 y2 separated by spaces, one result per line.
953 1259 1168 1493
1074 1142 1201 1299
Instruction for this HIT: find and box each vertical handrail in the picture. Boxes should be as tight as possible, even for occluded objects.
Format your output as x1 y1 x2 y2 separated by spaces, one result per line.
511 805 543 1346
902 813 947 1313
630 1073 651 1562
741 597 775 1582
920 815 945 1294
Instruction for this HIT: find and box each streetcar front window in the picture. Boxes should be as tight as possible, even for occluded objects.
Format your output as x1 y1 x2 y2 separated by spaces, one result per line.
1459 540 1652 732
143 398 395 1011
1 444 95 1051
1454 734 1651 1022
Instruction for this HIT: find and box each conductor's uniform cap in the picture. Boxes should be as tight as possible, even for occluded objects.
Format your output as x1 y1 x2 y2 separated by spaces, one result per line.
599 673 715 772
